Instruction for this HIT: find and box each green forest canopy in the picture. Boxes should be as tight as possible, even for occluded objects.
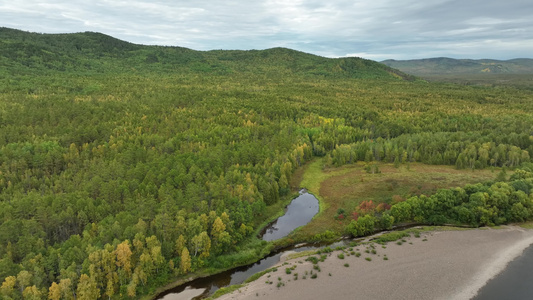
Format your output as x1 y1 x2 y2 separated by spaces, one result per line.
1 27 533 299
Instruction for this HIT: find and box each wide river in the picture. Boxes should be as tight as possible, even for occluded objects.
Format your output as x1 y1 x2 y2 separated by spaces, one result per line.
472 243 533 299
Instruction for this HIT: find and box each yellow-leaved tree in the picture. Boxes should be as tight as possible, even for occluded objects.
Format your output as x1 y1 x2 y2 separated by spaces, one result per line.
180 247 191 274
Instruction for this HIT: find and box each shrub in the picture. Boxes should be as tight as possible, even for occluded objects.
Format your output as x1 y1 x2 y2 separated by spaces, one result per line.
322 247 333 253
359 200 376 212
306 256 319 264
312 231 338 242
380 213 395 230
346 214 376 237
376 202 392 212
335 208 346 220
375 231 411 243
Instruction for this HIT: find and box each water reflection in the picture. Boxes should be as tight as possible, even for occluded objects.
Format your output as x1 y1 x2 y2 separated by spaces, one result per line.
262 190 319 241
155 190 320 300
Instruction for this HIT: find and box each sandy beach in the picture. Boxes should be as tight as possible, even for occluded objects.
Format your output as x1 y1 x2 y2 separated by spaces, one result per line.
217 226 533 300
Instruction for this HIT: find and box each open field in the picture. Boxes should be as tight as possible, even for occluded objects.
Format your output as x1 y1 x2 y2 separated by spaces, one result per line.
288 159 500 239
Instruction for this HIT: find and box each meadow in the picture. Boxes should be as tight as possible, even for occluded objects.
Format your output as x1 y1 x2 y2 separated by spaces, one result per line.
287 159 500 241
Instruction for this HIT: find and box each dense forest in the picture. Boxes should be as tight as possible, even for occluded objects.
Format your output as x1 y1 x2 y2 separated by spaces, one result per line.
1 27 533 299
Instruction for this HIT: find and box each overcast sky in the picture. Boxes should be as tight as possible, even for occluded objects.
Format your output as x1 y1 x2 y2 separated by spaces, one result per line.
2 0 532 60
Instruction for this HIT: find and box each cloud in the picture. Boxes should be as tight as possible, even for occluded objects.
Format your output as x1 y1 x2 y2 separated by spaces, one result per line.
1 0 532 60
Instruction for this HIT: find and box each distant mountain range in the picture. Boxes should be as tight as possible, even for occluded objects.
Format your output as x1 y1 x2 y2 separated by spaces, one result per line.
381 57 533 76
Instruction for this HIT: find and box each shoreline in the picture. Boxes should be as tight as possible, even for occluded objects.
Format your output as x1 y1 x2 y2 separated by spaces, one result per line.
216 226 533 300
450 228 533 300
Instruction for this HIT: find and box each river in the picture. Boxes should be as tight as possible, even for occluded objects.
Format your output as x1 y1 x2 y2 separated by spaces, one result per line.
472 243 533 300
155 189 321 300
261 189 319 241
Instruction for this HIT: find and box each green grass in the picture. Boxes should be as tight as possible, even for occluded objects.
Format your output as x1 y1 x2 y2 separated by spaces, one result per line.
374 231 412 243
299 157 353 212
520 222 533 229
243 267 277 284
286 250 317 260
291 162 498 240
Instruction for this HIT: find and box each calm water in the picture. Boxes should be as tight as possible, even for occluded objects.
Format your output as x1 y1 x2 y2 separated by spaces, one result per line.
261 189 320 241
155 190 321 300
472 244 533 300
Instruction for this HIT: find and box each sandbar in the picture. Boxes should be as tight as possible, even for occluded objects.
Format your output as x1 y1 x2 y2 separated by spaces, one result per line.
217 226 533 300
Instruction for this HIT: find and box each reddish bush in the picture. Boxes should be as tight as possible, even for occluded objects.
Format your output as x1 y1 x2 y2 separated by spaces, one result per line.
335 213 346 220
358 200 375 212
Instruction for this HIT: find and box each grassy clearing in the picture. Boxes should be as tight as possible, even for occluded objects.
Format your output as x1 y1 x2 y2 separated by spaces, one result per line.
289 162 497 240
297 158 355 215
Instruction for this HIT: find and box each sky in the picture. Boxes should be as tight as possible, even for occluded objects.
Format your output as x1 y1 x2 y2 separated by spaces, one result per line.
1 0 532 61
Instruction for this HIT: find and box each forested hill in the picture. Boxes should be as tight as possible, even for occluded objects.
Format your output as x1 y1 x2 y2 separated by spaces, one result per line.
0 27 412 80
381 57 533 76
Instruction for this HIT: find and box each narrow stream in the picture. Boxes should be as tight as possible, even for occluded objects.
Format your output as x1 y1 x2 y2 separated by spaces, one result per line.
155 190 321 300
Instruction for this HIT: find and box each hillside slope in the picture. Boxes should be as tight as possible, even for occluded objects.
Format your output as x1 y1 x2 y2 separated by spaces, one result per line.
0 27 413 80
381 57 533 75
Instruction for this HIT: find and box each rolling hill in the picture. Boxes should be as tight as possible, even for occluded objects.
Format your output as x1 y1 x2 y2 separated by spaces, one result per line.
0 27 413 80
381 57 533 75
